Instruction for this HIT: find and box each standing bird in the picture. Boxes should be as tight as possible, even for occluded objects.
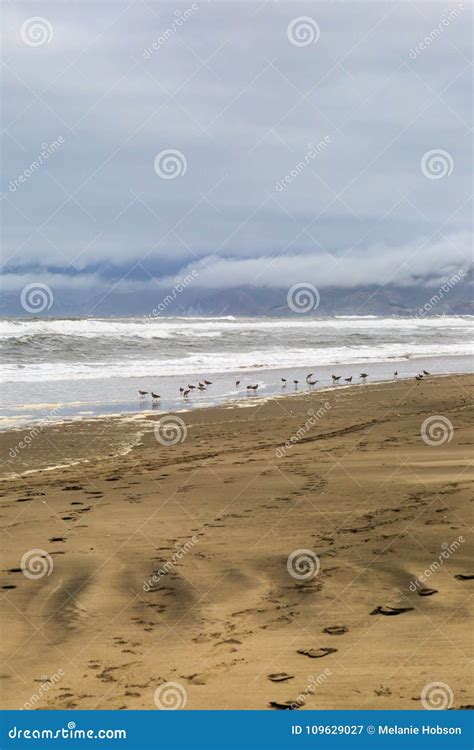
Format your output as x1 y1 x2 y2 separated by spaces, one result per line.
151 392 160 400
281 378 287 386
235 380 240 387
138 390 148 397
305 373 314 382
422 370 430 376
344 376 352 383
246 384 258 391
332 375 341 384
204 379 212 385
293 379 299 386
394 371 398 378
415 375 423 383
183 389 190 397
187 384 196 389
360 373 368 381
307 379 317 386
198 384 206 391
179 387 185 393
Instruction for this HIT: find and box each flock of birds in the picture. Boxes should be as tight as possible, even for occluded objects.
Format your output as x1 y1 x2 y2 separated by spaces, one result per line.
137 369 432 402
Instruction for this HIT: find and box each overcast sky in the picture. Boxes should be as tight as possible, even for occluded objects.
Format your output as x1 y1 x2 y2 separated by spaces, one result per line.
2 0 472 306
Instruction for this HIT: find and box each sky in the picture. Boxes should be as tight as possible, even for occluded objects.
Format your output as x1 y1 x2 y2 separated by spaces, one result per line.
1 0 472 312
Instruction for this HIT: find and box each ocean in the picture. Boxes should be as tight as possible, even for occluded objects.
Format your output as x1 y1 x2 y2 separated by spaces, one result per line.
1 315 472 429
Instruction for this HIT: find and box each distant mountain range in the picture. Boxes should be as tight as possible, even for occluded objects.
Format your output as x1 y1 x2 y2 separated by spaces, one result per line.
2 279 472 318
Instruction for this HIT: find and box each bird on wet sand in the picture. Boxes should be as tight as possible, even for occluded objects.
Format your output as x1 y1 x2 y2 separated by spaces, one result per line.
394 371 398 378
204 379 212 385
188 384 196 389
179 387 185 393
281 378 287 386
307 379 317 386
305 373 313 382
293 380 299 386
198 384 206 391
415 375 423 383
138 390 148 396
344 376 352 383
360 373 368 381
151 392 160 400
183 389 190 397
423 370 430 376
332 375 341 384
246 384 259 391
235 380 240 387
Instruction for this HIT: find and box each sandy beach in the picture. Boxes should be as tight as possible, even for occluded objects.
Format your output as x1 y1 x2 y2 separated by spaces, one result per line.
0 374 472 710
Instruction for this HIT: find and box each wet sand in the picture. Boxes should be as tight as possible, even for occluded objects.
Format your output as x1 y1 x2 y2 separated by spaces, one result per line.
0 374 472 710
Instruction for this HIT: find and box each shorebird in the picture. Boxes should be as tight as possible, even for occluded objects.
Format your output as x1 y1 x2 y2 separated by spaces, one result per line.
305 373 314 382
197 384 206 391
281 378 287 385
235 380 240 387
187 384 196 389
138 390 148 396
394 371 398 378
332 375 341 384
198 382 205 387
422 370 430 376
415 375 423 383
179 387 185 393
183 389 190 397
344 376 352 383
360 373 368 381
204 379 212 385
246 384 258 391
307 379 317 386
151 392 160 400
293 379 299 386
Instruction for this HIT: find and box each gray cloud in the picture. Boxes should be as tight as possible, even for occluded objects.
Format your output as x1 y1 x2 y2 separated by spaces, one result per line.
2 0 472 301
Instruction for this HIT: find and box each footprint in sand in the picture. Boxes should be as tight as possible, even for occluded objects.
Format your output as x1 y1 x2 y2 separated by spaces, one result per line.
323 625 348 635
268 673 294 682
297 647 337 658
269 700 301 710
418 588 438 596
370 605 414 616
